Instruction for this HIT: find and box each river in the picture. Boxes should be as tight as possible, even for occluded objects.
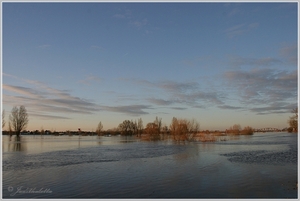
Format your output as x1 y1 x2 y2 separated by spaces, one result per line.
2 132 298 198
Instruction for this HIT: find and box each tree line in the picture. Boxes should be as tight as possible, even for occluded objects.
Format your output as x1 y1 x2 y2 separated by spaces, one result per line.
2 105 298 140
114 116 200 141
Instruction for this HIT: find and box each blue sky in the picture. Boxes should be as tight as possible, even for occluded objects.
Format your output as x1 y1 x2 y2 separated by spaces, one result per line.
2 2 298 131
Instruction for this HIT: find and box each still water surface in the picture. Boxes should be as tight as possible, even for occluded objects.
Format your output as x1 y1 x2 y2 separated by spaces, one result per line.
2 132 298 198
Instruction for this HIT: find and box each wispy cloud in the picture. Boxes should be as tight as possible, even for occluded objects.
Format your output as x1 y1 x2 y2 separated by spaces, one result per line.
218 105 243 110
79 75 101 85
224 68 297 114
171 107 187 110
100 105 151 116
250 102 297 115
157 80 199 94
280 43 297 66
3 85 44 99
3 84 101 116
113 14 126 19
3 74 101 119
3 74 158 117
147 98 174 106
224 22 259 38
154 81 225 106
228 55 282 69
126 78 225 108
113 9 132 19
129 18 148 28
222 3 250 17
29 113 71 120
227 7 243 17
113 8 149 31
177 91 224 105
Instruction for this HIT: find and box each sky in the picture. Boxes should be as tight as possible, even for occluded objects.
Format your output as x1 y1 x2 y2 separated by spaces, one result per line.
2 2 298 132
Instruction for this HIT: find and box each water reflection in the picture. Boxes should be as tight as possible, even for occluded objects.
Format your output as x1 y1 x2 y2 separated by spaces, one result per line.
2 133 297 198
97 136 102 145
119 136 138 143
5 136 27 152
78 135 81 148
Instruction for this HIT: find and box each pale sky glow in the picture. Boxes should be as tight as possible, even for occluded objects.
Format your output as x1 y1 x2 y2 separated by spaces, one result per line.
2 2 298 131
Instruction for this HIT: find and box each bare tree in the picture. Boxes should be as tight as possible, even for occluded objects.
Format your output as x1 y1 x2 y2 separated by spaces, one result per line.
240 126 254 135
96 121 103 136
118 120 135 135
227 124 241 135
170 117 178 139
186 118 200 140
9 106 29 137
232 124 241 131
137 118 143 136
8 121 13 136
154 116 162 134
143 117 164 140
145 122 160 140
169 117 200 141
133 120 138 135
2 110 5 129
40 127 45 135
288 107 298 132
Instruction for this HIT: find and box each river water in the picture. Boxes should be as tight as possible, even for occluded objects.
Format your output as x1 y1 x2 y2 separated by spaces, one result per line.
2 132 298 198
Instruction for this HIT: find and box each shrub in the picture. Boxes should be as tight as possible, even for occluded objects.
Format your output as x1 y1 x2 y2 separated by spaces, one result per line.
240 126 254 135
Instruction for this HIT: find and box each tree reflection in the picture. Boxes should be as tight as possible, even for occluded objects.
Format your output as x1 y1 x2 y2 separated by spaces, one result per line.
7 135 12 151
97 135 102 145
119 135 136 143
13 136 26 152
78 135 81 148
